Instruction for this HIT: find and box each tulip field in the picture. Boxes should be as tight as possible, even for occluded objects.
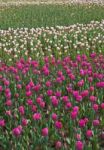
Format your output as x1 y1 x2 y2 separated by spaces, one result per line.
0 2 104 150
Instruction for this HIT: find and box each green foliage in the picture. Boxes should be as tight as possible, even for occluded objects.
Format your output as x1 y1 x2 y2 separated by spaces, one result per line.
0 4 104 29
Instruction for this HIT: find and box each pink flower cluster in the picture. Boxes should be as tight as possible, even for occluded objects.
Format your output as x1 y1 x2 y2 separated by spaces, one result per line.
0 53 104 149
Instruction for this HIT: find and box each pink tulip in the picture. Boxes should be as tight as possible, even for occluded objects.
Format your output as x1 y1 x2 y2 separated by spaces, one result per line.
55 121 62 129
90 52 96 58
76 134 81 140
33 113 41 120
55 91 61 97
0 119 5 127
36 97 42 104
65 102 72 109
93 119 100 126
5 110 12 116
81 90 89 98
39 101 45 108
5 100 12 106
26 90 32 97
86 130 93 138
51 96 59 107
42 128 48 136
71 111 78 120
76 95 82 102
33 84 41 92
73 106 79 112
89 86 94 92
90 96 97 102
79 119 86 128
17 84 22 89
19 106 25 115
101 103 104 109
55 141 62 149
77 80 84 87
96 82 104 88
22 118 28 126
62 96 69 103
76 141 84 150
47 90 53 96
31 105 37 112
12 126 22 137
26 99 33 106
93 104 99 111
46 81 51 87
4 80 10 86
52 113 57 121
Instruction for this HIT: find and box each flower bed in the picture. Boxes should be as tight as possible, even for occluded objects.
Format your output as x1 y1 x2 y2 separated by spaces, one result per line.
0 53 104 149
0 20 104 64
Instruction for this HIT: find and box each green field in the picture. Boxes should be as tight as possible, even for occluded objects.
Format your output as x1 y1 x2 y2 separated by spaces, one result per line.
0 4 104 29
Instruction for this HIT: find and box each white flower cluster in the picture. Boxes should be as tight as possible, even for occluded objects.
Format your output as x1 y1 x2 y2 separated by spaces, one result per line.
0 20 104 61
